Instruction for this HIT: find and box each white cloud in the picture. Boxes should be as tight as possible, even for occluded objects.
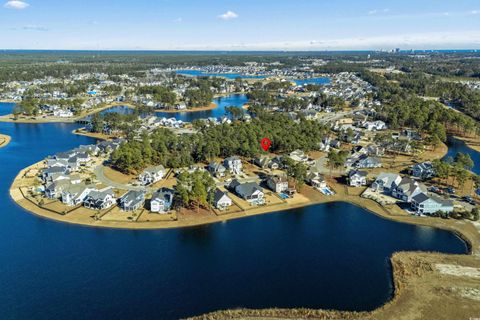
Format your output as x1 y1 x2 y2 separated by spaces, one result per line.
218 11 238 20
22 25 48 31
4 0 30 9
173 17 183 23
471 10 479 15
368 8 389 15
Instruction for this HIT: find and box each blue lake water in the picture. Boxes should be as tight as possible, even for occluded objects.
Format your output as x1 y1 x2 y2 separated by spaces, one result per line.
445 136 480 174
0 102 469 319
100 94 249 122
293 77 331 86
0 102 15 116
176 70 331 85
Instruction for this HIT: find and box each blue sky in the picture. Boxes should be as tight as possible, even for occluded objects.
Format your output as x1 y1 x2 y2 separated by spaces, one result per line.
1 0 479 50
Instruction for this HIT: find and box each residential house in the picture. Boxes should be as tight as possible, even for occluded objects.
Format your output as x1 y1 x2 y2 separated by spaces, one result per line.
411 193 454 215
348 170 368 187
362 120 386 131
306 171 327 189
119 190 145 211
224 156 243 175
207 162 226 178
84 188 116 210
391 177 427 202
61 183 93 206
45 180 71 199
213 189 233 210
266 175 289 193
139 165 166 186
412 162 435 180
150 188 174 213
355 155 382 169
371 173 402 193
234 182 265 204
289 150 309 163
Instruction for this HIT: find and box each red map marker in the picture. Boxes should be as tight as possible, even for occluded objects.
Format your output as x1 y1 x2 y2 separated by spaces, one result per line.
261 138 271 151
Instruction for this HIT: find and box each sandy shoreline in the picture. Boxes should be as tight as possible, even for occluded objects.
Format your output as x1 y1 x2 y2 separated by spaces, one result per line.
0 102 137 124
9 160 479 255
454 135 480 153
0 134 11 148
9 148 480 320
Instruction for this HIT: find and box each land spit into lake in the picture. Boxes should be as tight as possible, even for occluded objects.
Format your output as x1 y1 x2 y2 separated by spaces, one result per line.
455 135 480 153
0 134 11 148
192 251 480 320
0 102 137 124
9 144 480 320
155 102 217 113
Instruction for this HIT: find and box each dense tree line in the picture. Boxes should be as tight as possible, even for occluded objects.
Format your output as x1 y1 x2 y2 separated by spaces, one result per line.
110 111 328 173
360 71 478 136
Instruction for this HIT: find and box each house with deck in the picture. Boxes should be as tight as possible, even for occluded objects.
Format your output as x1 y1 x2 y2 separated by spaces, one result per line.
232 181 265 204
84 188 116 210
61 183 93 206
411 193 454 215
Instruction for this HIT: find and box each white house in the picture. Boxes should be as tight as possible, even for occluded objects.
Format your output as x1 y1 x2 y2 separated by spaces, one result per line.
61 183 93 206
348 170 368 187
150 188 174 213
224 156 243 175
266 175 289 193
213 189 233 210
371 173 402 193
139 165 166 186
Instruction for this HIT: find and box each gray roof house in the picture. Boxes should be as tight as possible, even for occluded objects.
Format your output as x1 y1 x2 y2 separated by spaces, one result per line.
213 189 233 210
139 165 166 186
84 188 116 210
348 170 368 187
61 183 93 206
207 162 226 178
119 190 145 212
234 182 265 204
411 193 454 215
150 188 174 213
45 180 71 199
412 162 435 180
224 156 243 175
355 156 382 169
391 177 427 203
266 175 289 193
306 171 326 189
371 173 402 193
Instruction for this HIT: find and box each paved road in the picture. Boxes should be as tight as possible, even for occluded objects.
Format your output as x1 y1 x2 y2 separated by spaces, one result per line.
94 165 148 192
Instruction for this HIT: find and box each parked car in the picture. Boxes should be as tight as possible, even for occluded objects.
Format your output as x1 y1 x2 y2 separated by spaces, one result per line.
462 196 475 205
446 187 455 194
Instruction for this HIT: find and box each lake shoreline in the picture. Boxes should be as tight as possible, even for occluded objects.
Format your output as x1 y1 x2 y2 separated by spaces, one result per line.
0 134 11 148
9 160 478 255
454 135 480 153
0 102 137 124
